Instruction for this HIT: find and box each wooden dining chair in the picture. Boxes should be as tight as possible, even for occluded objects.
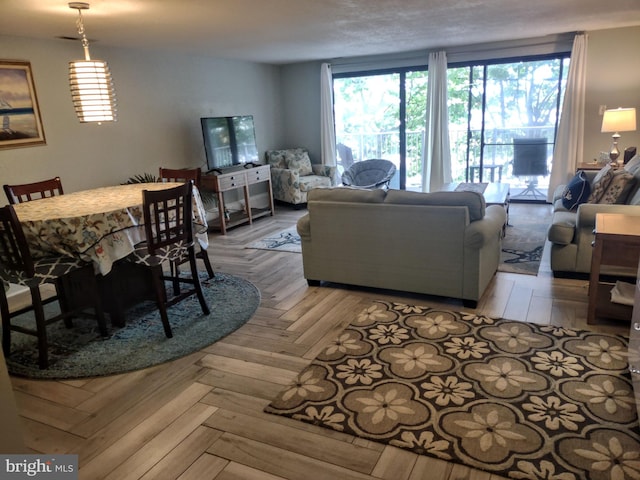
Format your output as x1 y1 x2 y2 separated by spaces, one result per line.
0 205 107 369
158 167 202 187
158 167 215 282
3 177 64 204
126 182 210 338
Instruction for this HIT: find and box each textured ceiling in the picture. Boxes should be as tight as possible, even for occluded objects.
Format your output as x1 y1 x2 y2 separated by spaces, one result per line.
2 0 640 64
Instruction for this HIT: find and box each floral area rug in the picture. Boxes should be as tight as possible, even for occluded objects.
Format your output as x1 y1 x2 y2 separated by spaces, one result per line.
499 203 552 276
246 227 301 253
265 300 640 479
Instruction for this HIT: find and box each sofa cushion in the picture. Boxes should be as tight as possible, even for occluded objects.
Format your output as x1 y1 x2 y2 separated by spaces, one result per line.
587 165 614 203
547 211 577 245
561 171 591 210
307 186 387 203
285 150 313 176
385 190 485 222
598 169 636 204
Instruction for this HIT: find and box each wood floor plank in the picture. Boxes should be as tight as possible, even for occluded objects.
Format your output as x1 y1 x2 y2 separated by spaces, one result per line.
198 354 298 385
20 417 85 455
216 462 288 480
370 445 417 479
198 369 286 401
77 382 214 476
13 390 92 432
203 342 310 372
100 403 217 480
139 426 223 480
207 433 376 480
71 362 209 439
11 377 95 408
175 453 228 480
204 408 380 474
408 455 453 480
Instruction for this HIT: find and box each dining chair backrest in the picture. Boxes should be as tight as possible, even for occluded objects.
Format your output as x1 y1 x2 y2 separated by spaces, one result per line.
158 167 201 188
142 181 194 256
0 205 35 277
3 177 64 204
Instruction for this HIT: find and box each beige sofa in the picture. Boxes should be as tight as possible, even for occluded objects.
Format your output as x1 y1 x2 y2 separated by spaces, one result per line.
548 155 640 276
297 187 507 307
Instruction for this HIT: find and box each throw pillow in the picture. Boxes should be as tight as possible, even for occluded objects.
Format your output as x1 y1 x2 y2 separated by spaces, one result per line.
285 149 313 176
561 171 591 210
587 164 614 203
266 150 288 169
598 169 636 204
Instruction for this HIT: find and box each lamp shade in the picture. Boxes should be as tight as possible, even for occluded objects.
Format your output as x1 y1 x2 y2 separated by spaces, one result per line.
601 107 636 133
69 59 117 123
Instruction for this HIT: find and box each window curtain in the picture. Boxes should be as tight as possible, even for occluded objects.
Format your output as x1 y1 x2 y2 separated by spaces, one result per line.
422 51 452 192
320 63 337 170
547 33 587 202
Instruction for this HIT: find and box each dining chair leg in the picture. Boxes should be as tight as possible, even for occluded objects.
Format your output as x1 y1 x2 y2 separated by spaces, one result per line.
170 261 181 296
198 246 215 279
0 290 11 358
30 285 49 370
87 275 108 337
150 266 173 338
188 248 210 315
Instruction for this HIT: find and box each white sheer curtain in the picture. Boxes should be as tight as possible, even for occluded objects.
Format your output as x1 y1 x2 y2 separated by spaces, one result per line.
320 63 337 169
422 51 452 192
547 33 588 202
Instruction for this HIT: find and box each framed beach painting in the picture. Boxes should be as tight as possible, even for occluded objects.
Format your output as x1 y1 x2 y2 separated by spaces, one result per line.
0 60 46 149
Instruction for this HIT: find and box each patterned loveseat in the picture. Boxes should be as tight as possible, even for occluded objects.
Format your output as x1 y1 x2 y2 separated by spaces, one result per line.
265 148 335 205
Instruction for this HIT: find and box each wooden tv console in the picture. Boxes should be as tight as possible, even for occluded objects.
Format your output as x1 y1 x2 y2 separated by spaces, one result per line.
200 164 274 234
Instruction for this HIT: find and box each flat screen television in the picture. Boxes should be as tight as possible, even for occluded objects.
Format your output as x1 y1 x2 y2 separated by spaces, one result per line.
200 115 259 171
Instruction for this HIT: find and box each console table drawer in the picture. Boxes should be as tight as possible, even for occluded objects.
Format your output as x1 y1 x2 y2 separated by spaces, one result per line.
218 174 247 190
247 165 271 184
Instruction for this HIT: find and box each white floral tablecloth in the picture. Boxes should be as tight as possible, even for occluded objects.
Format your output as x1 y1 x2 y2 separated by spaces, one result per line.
13 183 208 275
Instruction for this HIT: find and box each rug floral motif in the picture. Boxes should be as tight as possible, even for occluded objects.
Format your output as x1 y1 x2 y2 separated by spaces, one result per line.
265 300 640 480
246 227 301 253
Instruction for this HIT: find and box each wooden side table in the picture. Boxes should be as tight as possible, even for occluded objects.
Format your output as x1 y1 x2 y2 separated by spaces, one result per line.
587 213 640 324
200 164 274 234
576 161 618 172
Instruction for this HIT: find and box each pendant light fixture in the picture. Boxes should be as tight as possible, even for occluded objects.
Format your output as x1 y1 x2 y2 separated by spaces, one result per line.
68 2 116 123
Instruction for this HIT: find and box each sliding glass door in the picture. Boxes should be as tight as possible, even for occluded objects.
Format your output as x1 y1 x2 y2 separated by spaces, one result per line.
449 56 570 199
334 70 429 190
333 53 569 199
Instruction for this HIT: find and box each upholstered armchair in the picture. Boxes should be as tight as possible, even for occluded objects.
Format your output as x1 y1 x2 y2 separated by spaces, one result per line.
265 148 336 205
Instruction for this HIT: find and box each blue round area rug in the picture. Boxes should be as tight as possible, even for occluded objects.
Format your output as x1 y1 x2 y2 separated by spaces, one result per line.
5 272 260 380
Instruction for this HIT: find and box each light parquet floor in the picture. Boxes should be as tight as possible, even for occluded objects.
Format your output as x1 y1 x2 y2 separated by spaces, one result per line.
9 202 629 480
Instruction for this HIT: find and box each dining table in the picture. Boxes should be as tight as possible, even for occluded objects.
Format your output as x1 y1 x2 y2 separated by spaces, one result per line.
12 182 209 325
13 182 209 275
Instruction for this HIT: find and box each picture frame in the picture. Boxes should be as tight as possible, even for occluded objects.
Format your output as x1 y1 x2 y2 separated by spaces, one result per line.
0 60 46 149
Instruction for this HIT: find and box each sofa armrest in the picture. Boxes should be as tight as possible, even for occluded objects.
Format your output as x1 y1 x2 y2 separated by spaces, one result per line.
576 203 640 230
464 205 507 248
297 214 311 241
312 164 337 183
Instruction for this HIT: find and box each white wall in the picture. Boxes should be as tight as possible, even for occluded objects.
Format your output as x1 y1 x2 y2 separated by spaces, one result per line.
0 35 285 199
584 26 640 161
